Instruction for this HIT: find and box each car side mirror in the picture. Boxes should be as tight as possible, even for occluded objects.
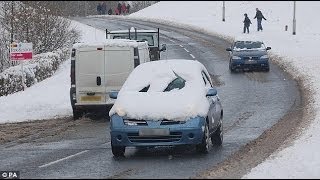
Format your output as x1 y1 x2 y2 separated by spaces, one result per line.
206 88 217 97
226 47 232 51
266 47 271 50
109 91 119 99
160 44 166 52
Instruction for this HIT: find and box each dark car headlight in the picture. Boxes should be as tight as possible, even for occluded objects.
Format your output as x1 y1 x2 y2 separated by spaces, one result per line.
260 55 269 60
232 56 241 60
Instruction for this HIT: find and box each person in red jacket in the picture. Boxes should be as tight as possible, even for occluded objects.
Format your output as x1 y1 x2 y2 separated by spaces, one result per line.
121 2 127 15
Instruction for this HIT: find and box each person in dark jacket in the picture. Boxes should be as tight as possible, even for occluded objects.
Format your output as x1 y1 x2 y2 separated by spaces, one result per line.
108 8 113 15
126 3 131 14
118 2 122 15
243 13 252 34
101 2 107 15
254 8 267 31
97 3 102 15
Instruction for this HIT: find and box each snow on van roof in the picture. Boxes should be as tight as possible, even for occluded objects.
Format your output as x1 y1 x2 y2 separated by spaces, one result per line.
109 29 158 33
109 59 212 121
72 39 149 49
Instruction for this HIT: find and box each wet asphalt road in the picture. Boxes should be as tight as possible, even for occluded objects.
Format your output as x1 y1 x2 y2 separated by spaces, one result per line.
0 17 300 178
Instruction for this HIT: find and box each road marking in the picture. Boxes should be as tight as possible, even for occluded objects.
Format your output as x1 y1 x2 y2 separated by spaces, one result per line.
189 54 195 59
169 39 175 43
179 45 184 48
39 150 89 168
183 48 190 53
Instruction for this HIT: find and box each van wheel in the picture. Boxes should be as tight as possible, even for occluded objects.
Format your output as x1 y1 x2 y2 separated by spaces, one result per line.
112 144 125 157
73 109 82 120
196 122 210 153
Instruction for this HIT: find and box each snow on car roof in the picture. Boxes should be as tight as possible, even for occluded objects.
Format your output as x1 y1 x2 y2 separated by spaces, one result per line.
109 59 212 121
72 39 149 49
234 35 263 43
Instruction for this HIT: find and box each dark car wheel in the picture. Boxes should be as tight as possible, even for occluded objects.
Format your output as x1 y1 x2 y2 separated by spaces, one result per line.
111 144 125 157
211 119 223 146
196 122 210 153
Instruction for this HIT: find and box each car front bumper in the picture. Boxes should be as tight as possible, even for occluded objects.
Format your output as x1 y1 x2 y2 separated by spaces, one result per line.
110 115 206 147
231 60 269 71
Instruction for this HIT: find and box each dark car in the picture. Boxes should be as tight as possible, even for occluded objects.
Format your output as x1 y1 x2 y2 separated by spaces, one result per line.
226 40 271 72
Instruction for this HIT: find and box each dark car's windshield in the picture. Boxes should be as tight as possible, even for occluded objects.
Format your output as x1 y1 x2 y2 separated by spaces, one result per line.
234 41 264 50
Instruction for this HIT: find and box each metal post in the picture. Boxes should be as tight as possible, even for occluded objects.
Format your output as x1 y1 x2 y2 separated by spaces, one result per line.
11 1 14 43
21 61 26 91
293 1 296 35
222 1 225 22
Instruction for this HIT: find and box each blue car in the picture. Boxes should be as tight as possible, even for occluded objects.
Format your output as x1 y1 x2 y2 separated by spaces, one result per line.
108 59 224 157
226 40 271 72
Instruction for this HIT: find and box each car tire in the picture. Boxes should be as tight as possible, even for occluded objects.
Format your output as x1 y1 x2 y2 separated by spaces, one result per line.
73 109 82 120
196 122 210 153
111 144 125 157
211 119 223 146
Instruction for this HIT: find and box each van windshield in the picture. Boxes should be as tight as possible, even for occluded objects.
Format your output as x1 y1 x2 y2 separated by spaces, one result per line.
112 34 155 46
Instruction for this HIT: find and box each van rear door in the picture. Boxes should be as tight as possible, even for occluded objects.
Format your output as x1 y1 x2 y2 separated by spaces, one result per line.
105 46 134 93
76 46 106 105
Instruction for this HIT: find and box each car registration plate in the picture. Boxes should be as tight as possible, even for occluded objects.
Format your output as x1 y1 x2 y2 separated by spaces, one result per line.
139 128 170 136
245 60 257 64
80 96 102 101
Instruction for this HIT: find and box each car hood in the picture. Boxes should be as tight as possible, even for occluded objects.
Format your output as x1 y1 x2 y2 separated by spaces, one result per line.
232 50 267 57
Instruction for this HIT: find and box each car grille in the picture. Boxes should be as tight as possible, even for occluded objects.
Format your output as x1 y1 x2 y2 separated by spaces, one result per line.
127 132 182 143
160 119 186 125
243 56 259 60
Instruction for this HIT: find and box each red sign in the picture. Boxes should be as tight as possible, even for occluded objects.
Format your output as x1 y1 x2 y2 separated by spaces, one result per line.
10 52 33 61
10 42 33 61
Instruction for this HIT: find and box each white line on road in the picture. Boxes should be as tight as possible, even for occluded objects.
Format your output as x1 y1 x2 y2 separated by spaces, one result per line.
39 150 89 168
189 54 195 59
169 39 175 43
183 48 190 53
179 45 184 48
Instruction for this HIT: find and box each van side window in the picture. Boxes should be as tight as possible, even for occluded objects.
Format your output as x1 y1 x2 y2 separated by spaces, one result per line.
134 47 140 68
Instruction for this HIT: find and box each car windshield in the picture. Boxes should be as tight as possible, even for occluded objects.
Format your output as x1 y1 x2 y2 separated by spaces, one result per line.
163 76 186 92
234 41 264 50
139 72 186 92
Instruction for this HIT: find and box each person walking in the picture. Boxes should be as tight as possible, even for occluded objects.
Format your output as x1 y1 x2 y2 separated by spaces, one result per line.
108 8 113 15
101 2 107 15
126 3 131 14
243 13 252 34
121 2 127 15
117 2 122 15
254 8 267 31
97 3 102 15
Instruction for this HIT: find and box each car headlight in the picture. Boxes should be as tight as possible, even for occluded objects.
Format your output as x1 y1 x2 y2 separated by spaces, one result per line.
260 55 269 59
232 56 241 60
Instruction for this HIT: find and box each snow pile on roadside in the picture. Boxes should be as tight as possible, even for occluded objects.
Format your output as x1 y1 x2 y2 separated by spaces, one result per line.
0 21 105 124
128 1 320 178
0 49 69 97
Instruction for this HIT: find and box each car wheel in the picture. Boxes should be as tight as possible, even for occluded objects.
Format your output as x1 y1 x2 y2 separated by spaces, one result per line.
73 109 82 120
111 144 125 157
196 122 210 153
211 119 223 146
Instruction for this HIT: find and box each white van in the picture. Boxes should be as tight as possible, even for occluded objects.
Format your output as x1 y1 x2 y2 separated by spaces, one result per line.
70 39 150 119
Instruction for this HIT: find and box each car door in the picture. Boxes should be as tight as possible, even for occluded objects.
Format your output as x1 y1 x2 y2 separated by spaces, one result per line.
201 71 216 132
202 71 220 131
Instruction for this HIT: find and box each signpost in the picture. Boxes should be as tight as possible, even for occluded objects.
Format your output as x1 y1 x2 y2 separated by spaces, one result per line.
10 42 33 91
